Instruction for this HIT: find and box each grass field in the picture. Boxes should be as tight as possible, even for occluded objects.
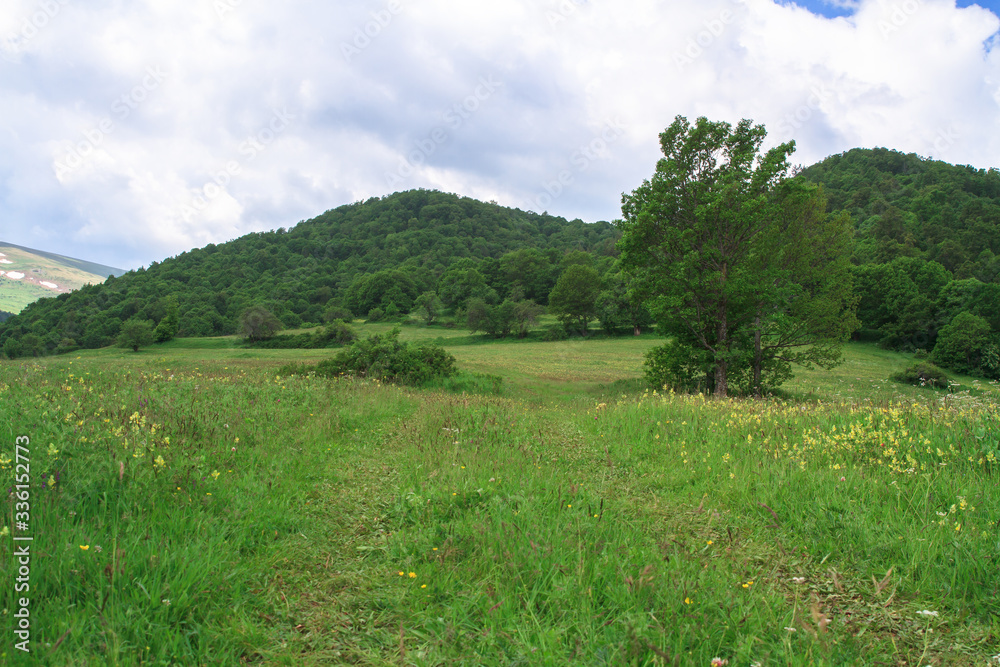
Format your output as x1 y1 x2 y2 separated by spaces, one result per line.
1 330 998 665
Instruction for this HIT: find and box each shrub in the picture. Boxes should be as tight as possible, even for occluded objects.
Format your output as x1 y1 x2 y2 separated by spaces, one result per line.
542 325 568 342
55 338 79 355
323 305 354 323
643 340 715 393
932 312 993 376
366 307 385 323
317 319 357 346
315 328 456 386
891 362 950 389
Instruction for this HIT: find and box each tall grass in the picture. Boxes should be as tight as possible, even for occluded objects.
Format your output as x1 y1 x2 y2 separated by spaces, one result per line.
1 344 998 665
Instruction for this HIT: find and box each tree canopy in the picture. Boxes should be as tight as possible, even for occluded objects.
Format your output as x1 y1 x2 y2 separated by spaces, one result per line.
619 115 856 396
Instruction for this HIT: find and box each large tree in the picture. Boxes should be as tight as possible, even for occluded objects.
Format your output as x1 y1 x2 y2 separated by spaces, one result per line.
618 115 856 396
739 180 859 395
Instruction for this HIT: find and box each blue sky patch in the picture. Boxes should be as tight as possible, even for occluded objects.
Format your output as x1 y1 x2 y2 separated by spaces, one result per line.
776 0 1000 20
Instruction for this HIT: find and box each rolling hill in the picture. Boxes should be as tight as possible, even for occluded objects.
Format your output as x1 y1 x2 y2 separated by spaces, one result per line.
0 189 620 355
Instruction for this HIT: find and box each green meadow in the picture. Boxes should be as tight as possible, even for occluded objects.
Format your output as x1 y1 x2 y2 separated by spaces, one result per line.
1 330 998 666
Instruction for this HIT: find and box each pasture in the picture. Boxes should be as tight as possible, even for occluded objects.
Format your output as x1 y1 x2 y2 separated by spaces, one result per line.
1 331 998 665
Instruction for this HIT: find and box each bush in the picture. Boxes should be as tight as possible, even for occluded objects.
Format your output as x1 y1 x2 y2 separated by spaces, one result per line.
55 338 79 355
323 305 354 323
315 328 456 386
317 319 357 346
366 307 385 323
932 312 997 378
891 362 950 389
542 325 568 342
249 320 357 349
643 340 715 393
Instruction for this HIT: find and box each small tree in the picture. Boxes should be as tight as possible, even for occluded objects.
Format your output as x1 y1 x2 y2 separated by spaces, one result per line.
118 319 155 352
415 291 443 325
154 296 179 343
238 305 282 342
548 265 601 336
3 337 21 359
512 299 543 338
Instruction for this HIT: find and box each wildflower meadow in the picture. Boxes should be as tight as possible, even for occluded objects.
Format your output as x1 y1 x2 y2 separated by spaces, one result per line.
1 336 998 665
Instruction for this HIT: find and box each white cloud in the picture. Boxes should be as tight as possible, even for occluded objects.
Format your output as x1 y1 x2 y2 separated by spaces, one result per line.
0 0 998 268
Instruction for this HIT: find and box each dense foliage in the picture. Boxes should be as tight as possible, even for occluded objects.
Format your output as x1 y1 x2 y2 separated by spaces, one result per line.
315 328 457 385
0 190 618 357
620 116 857 396
4 146 1000 384
800 148 1000 378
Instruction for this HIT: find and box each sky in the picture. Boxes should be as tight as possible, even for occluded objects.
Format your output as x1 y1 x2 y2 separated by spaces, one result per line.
1 0 999 270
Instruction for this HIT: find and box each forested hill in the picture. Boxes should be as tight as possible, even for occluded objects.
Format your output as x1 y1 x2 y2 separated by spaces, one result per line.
0 189 619 355
799 148 1000 354
800 148 1000 278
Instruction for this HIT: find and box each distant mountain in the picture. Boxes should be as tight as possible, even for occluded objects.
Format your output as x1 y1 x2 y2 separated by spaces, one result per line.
0 242 126 315
0 189 620 356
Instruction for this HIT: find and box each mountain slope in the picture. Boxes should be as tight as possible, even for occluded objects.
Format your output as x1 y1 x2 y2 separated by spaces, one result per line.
799 147 1000 276
0 242 126 315
0 189 620 355
799 148 1000 355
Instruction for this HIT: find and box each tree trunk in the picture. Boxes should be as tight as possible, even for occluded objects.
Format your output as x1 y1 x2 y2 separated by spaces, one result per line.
714 359 727 397
752 313 763 398
634 326 641 336
715 268 729 397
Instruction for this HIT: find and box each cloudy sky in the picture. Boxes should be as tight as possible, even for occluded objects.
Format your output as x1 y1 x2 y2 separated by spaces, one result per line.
1 0 999 270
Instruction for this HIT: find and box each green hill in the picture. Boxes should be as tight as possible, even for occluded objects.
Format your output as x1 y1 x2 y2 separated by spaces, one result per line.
799 148 1000 355
0 242 125 315
0 189 620 355
4 156 1000 378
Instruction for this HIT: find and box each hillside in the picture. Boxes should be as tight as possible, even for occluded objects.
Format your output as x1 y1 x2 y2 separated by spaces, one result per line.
799 148 1000 353
4 154 1000 374
0 242 125 315
0 189 619 355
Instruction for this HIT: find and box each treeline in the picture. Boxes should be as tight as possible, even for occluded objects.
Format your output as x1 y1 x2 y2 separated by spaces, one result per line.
3 148 1000 383
0 189 621 357
800 148 1000 378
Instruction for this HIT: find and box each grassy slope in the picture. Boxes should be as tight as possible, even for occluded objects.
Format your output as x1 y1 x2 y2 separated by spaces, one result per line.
0 244 115 313
1 337 997 666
